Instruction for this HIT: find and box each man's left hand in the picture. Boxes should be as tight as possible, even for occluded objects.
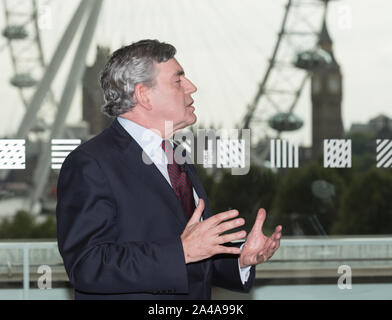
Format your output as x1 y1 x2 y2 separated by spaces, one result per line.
239 208 282 268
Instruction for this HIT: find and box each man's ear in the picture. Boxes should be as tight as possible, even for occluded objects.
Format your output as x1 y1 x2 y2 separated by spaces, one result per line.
134 83 152 110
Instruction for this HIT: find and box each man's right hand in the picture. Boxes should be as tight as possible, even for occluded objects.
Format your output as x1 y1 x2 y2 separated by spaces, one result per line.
181 199 246 264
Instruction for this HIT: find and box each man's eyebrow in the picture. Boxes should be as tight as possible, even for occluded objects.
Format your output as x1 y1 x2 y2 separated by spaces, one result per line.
174 70 185 77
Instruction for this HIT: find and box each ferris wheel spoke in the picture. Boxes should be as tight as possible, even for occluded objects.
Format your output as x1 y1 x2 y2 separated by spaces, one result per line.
288 73 310 114
2 0 59 115
2 0 332 208
241 0 330 144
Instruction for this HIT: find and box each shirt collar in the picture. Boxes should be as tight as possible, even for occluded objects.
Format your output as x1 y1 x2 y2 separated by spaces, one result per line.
117 117 173 163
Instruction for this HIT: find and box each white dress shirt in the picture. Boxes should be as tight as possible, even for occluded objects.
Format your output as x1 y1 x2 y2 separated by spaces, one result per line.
117 116 251 284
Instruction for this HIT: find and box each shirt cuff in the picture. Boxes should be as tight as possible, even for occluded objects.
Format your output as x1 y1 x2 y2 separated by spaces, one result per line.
238 243 251 284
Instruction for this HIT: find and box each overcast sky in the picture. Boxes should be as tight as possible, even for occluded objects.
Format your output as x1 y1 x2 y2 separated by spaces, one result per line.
0 0 391 146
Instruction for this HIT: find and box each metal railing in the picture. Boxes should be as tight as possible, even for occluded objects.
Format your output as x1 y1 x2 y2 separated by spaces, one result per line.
1 236 392 299
0 241 62 299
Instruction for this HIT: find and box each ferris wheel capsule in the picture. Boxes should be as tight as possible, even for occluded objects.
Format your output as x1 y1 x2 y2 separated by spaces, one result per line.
2 25 28 40
241 0 332 141
268 112 304 132
10 73 38 88
294 48 333 71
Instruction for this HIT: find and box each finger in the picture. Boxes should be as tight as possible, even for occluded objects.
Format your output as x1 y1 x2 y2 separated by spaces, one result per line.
215 245 242 256
258 248 274 262
188 198 205 224
271 231 282 241
251 208 266 233
214 217 245 235
273 226 282 236
217 230 247 244
266 240 279 256
271 226 282 240
265 239 278 255
270 238 280 251
204 209 239 228
256 251 265 263
263 236 274 250
274 234 281 248
265 247 277 260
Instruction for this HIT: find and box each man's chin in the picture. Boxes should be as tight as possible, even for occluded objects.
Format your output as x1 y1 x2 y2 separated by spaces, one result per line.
188 113 197 126
171 115 197 133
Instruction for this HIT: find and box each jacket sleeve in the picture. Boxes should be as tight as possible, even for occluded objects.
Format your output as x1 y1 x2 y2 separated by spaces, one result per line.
211 242 255 293
56 149 188 294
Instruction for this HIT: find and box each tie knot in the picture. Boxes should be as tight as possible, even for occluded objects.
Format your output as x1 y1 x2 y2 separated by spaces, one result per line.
161 140 173 153
162 140 175 163
161 140 168 151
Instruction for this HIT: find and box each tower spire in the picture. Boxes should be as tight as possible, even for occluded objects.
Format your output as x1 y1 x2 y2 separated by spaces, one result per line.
318 20 333 53
311 18 344 159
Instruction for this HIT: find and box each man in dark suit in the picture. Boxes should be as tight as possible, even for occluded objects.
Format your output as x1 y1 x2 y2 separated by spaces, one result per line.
56 39 282 300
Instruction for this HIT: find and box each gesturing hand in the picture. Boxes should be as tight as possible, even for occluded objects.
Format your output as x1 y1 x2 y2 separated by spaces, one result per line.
181 199 247 264
239 208 282 268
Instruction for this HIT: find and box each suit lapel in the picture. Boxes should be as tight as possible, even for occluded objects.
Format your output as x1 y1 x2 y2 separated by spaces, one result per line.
182 160 213 278
109 119 188 229
183 165 208 214
176 142 211 220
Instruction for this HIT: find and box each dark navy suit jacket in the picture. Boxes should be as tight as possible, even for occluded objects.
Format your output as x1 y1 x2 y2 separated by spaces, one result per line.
56 118 255 299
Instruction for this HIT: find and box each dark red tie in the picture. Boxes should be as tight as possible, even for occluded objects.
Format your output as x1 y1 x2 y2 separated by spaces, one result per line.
162 140 196 219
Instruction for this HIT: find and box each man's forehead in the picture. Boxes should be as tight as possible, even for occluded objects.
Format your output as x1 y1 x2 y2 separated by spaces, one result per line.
168 58 185 77
155 58 184 78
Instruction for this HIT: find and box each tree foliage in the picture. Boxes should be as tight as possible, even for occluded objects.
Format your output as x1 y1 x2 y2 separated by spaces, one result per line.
0 211 56 239
332 168 392 235
1 152 390 239
209 165 278 234
269 162 346 235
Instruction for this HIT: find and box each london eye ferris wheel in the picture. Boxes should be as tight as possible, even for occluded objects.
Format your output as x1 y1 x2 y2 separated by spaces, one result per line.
1 0 335 212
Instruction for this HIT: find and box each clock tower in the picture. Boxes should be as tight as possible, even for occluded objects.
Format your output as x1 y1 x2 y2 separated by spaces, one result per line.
311 21 344 159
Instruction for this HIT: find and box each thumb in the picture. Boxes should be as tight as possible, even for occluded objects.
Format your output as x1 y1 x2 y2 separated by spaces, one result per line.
188 198 205 224
252 208 266 233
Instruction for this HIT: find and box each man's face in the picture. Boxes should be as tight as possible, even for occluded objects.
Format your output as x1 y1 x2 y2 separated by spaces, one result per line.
147 58 197 135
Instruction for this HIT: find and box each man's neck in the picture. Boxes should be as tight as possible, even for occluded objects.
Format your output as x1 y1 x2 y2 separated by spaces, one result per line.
119 113 175 139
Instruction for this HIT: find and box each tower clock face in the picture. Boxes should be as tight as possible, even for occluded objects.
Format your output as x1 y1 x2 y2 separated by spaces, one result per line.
328 74 340 94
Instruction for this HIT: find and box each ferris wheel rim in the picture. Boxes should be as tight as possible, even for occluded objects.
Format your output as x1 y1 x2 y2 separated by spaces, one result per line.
2 0 60 132
242 0 330 136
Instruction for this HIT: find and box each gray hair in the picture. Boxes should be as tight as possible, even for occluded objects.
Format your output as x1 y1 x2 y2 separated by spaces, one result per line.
100 39 176 117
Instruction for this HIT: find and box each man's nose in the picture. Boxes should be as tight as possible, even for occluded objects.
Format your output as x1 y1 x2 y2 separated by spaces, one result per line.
185 77 197 94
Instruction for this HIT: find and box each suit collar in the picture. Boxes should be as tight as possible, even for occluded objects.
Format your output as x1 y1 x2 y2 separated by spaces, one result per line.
109 118 211 221
108 118 189 227
116 116 164 159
